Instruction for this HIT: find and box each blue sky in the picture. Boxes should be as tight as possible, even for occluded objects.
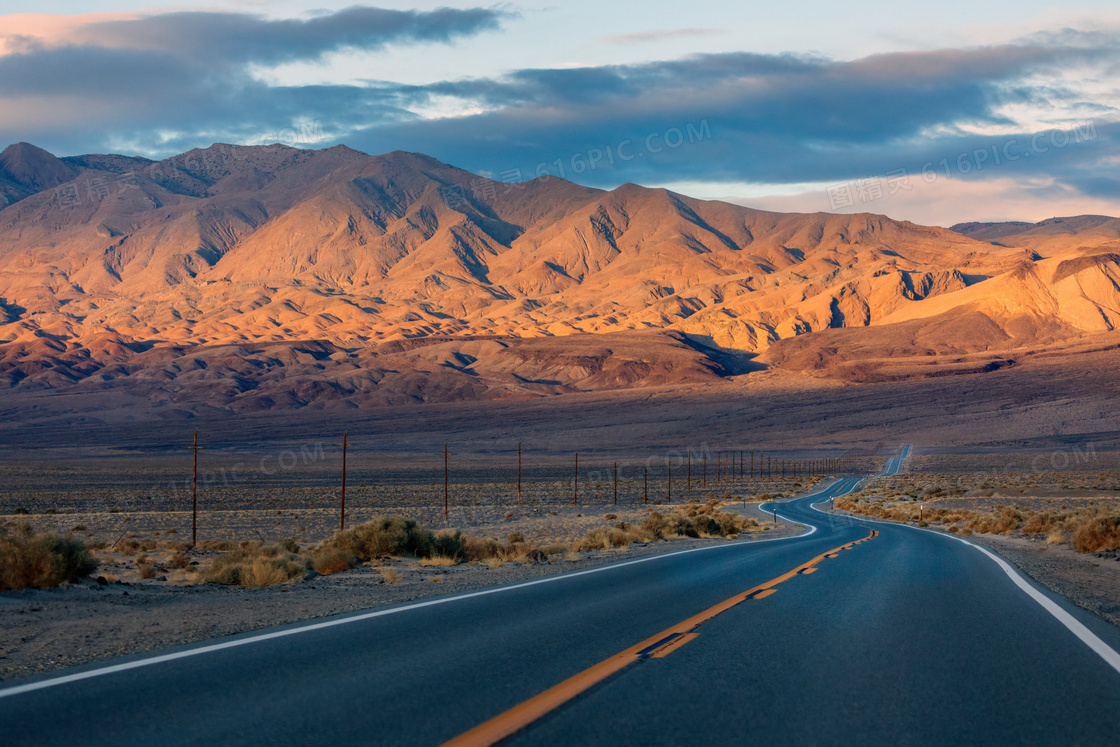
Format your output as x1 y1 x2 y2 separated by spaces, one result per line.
3 1 1119 224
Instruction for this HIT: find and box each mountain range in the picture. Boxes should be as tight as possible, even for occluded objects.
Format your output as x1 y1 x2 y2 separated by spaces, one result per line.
0 141 1117 413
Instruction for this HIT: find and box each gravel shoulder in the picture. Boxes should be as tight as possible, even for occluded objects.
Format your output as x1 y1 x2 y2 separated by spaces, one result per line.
965 532 1120 627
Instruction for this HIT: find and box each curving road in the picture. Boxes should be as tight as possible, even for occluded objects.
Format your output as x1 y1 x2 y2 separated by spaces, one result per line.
2 447 1120 745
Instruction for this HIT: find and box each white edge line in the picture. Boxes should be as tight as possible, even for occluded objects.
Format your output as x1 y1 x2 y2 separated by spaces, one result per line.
811 489 1120 677
0 491 841 701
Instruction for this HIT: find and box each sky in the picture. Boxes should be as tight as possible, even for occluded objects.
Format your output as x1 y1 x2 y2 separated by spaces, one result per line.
2 1 1119 225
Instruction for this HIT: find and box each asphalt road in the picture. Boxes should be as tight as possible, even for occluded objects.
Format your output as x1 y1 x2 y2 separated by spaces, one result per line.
3 448 1120 745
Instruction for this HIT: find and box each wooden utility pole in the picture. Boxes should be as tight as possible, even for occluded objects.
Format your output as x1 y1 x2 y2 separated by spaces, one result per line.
687 449 691 494
717 451 721 482
572 453 579 505
644 466 648 503
185 431 204 547
613 462 618 505
444 444 449 523
703 454 708 488
667 463 672 502
750 450 755 479
517 442 522 507
339 433 348 531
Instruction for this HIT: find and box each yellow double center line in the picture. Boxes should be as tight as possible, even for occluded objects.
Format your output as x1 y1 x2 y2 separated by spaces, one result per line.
444 529 878 746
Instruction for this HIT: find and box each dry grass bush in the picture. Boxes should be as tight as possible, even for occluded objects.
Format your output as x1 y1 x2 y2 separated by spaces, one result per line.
197 539 235 551
419 555 459 567
571 524 646 551
378 567 400 584
202 542 309 588
0 523 98 590
567 503 764 551
325 516 442 560
429 531 469 563
459 535 549 564
839 486 1120 555
310 548 356 575
640 503 762 542
465 536 502 560
1072 515 1120 553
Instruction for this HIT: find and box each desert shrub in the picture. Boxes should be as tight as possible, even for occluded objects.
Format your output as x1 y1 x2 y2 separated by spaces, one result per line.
1021 512 1057 535
168 552 190 569
693 514 724 537
202 542 309 587
572 525 646 551
666 513 701 538
419 555 459 567
326 516 436 560
310 548 356 575
429 531 468 563
640 511 670 540
1071 515 1120 553
0 523 99 590
507 531 526 544
197 539 234 551
992 506 1023 533
465 536 503 561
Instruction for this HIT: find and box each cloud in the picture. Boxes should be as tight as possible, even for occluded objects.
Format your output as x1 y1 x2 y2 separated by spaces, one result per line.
599 28 728 45
1 12 1118 222
3 7 509 66
0 6 508 156
343 37 1120 187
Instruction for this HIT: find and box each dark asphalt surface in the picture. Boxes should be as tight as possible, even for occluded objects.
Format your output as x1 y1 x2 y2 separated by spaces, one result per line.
2 448 1119 745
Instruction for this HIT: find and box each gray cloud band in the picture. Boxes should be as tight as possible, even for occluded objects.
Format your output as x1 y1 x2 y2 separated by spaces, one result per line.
0 17 1116 201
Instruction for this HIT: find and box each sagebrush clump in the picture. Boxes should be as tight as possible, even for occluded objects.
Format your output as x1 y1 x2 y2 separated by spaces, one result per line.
0 523 99 590
202 542 309 588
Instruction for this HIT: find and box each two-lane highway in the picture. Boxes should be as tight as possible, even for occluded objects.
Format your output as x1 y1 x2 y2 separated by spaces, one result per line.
2 448 1119 745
